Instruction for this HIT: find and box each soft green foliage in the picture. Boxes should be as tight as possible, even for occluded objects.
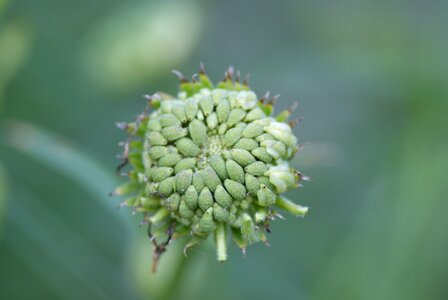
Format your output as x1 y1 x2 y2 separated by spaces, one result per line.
0 0 447 300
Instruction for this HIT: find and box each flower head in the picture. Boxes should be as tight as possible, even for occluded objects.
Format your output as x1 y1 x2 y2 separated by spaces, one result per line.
113 65 309 271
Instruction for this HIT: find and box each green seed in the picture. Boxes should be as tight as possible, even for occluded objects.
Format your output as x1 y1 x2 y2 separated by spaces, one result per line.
233 138 259 151
255 133 275 143
158 153 181 167
199 95 214 116
209 155 228 181
158 176 175 196
147 119 162 131
224 127 243 146
227 108 246 127
201 167 221 192
197 208 215 233
174 158 197 174
159 114 180 127
148 146 168 160
147 131 167 146
189 119 208 146
175 169 193 194
224 179 246 200
161 125 187 141
179 200 195 219
242 123 264 138
226 160 245 184
216 99 230 122
245 161 268 176
163 193 180 211
231 149 256 167
175 138 200 156
245 174 260 195
251 147 273 163
198 187 213 211
185 99 198 120
214 185 232 208
184 185 198 210
192 172 204 191
151 167 173 182
206 112 218 129
245 107 265 121
172 104 187 123
213 203 229 222
257 185 276 206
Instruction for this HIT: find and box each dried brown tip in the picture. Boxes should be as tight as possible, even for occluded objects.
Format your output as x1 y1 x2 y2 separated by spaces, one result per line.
115 122 128 130
199 62 206 74
288 117 303 128
259 91 270 103
288 101 299 112
268 94 280 106
225 65 234 81
171 69 188 83
243 73 250 86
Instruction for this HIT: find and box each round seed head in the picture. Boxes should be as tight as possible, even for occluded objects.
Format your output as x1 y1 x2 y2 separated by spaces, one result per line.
114 66 309 267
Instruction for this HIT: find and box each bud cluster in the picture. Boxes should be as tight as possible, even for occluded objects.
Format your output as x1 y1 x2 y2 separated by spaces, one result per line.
114 65 309 270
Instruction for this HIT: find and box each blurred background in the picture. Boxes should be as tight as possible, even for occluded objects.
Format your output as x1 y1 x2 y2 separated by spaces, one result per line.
0 0 447 299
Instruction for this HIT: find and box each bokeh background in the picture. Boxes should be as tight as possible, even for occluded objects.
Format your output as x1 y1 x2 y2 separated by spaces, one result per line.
1 0 447 299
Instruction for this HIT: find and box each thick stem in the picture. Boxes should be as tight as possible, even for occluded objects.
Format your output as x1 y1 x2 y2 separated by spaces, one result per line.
214 223 227 262
275 196 308 217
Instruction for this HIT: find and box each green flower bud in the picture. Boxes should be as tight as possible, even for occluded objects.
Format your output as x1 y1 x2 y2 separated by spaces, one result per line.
216 99 230 122
158 153 181 167
233 138 259 151
224 127 243 146
175 169 193 194
158 176 175 196
114 66 309 269
184 185 198 210
147 131 167 146
257 184 276 206
163 193 180 211
148 146 168 160
231 149 256 167
161 125 187 141
242 123 264 138
226 159 245 184
214 185 232 208
179 200 195 219
245 161 268 176
159 114 180 127
212 203 229 222
198 187 213 211
189 119 208 146
174 158 197 174
172 104 187 123
197 208 216 233
150 167 173 182
224 179 246 200
175 138 200 156
227 108 246 127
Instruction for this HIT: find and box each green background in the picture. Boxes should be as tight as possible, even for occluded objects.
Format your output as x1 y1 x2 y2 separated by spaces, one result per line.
1 0 447 299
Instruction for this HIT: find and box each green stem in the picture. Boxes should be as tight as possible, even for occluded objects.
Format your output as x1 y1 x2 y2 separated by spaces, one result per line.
214 223 227 262
275 196 308 216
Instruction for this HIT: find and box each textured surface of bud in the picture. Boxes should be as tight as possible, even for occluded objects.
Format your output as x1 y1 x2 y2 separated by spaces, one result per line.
114 65 309 271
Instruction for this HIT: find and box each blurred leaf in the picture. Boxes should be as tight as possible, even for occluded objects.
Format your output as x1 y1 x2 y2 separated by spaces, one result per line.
1 120 133 232
81 1 203 92
0 20 33 108
0 161 7 233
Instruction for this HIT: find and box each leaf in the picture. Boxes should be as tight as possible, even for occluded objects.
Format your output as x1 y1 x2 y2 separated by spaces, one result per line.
1 120 133 232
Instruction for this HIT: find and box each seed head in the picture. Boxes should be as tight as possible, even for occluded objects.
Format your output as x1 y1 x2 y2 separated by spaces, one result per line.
114 65 309 271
